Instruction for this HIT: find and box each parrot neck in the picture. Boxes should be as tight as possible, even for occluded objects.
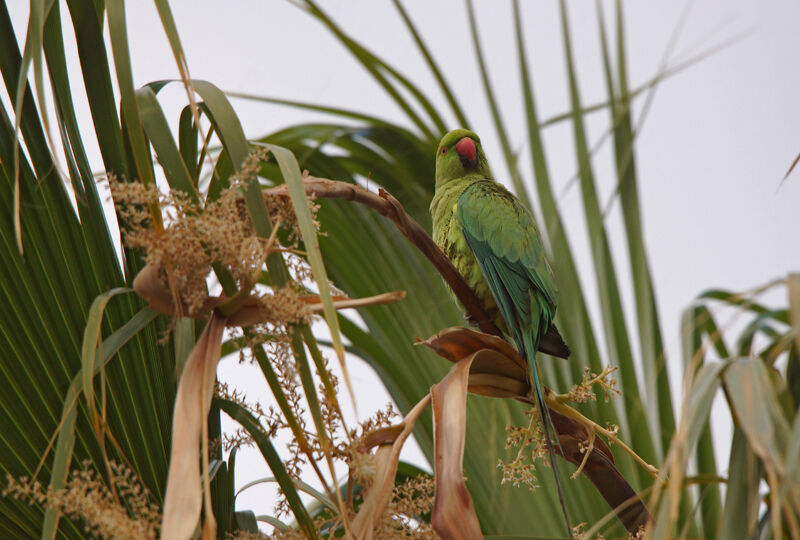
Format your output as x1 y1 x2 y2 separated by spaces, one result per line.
433 172 485 193
430 176 480 238
431 177 474 212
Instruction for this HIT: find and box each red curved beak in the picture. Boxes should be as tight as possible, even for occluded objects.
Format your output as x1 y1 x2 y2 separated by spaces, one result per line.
455 137 478 170
455 137 477 161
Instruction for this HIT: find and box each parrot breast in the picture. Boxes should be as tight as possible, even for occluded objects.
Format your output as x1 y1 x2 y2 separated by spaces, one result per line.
430 179 504 330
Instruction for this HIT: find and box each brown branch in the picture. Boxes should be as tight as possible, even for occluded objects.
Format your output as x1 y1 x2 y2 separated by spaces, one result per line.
264 176 504 338
280 178 653 533
132 258 405 326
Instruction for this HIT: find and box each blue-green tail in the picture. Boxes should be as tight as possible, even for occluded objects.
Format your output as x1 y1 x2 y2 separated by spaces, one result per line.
521 330 572 539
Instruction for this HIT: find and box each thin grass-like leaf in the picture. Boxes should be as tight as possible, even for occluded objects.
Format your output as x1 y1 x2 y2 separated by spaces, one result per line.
64 0 130 186
558 1 659 494
699 284 788 321
80 288 132 436
41 307 157 540
464 0 530 208
136 86 199 203
235 477 337 513
724 358 792 475
787 274 800 357
42 2 120 277
719 428 764 540
268 143 348 391
152 0 203 141
226 92 395 126
11 0 51 252
679 306 723 537
106 0 160 225
389 0 470 128
178 105 199 182
300 0 439 141
652 360 729 538
607 0 676 459
778 409 800 523
216 397 319 539
256 515 288 532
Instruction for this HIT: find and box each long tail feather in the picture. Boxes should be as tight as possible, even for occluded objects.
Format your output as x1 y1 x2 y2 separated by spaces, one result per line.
522 331 572 539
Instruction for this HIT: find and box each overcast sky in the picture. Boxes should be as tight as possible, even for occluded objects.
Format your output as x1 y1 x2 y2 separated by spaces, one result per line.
9 0 800 529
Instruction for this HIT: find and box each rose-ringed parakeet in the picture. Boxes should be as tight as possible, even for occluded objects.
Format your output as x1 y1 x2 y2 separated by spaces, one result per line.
430 128 570 530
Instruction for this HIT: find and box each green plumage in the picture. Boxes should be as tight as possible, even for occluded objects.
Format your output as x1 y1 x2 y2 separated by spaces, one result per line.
430 129 563 356
431 128 571 534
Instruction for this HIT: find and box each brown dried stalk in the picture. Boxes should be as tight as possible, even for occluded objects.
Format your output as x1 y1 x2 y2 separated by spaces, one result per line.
264 177 502 336
133 260 405 326
264 176 570 358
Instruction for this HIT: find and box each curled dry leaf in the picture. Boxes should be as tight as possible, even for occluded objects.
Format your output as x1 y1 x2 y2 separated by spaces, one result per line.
161 313 227 540
420 326 652 534
351 394 431 540
360 425 405 450
133 262 206 316
418 326 529 399
430 355 483 540
133 262 404 326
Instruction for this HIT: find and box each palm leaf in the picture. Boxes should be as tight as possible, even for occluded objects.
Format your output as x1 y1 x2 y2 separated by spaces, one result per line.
0 3 176 537
248 0 741 535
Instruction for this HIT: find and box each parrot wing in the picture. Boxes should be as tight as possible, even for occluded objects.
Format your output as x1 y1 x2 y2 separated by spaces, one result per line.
455 180 557 339
457 179 572 537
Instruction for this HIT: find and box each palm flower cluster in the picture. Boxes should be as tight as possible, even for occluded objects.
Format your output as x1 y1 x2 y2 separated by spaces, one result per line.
105 148 437 537
109 148 313 320
219 356 437 539
4 461 160 539
498 407 548 492
499 365 623 492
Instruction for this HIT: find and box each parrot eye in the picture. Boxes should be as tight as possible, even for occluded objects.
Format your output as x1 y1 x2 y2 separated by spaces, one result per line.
441 147 447 155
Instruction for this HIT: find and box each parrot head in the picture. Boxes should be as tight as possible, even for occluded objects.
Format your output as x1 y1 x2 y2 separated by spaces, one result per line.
435 128 492 187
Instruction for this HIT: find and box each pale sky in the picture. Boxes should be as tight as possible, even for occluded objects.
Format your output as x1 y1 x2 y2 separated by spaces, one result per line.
8 0 800 530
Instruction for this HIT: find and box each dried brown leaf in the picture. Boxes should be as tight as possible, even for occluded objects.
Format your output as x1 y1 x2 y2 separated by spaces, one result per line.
296 291 407 312
422 327 651 534
430 356 482 540
161 314 227 540
418 327 529 399
418 327 522 368
351 395 431 540
360 425 406 451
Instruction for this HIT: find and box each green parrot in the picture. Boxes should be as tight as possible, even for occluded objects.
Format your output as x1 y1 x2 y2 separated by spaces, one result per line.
430 128 570 529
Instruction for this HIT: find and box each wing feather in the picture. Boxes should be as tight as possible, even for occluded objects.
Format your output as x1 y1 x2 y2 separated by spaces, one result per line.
456 181 557 335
